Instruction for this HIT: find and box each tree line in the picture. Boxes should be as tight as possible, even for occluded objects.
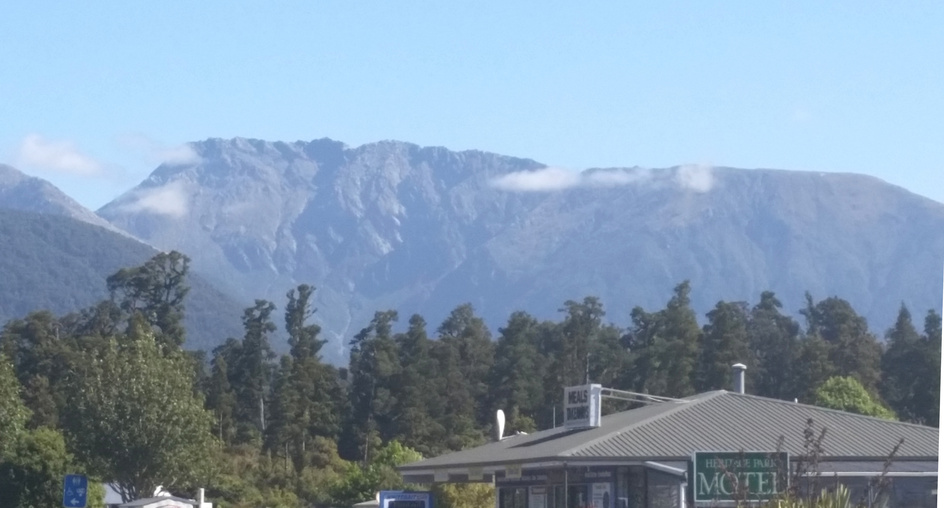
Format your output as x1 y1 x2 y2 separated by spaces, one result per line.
0 251 939 507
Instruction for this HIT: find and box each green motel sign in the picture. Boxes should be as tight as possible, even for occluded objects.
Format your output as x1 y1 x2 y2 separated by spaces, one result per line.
692 451 789 503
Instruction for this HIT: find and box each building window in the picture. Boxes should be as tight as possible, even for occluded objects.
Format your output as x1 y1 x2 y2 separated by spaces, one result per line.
500 487 528 508
646 470 679 508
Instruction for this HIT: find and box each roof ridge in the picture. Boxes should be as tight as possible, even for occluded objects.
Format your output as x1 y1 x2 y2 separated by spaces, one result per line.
724 391 939 430
563 391 726 457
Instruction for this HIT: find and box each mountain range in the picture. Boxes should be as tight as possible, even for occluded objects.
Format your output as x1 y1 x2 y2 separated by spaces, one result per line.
2 139 943 365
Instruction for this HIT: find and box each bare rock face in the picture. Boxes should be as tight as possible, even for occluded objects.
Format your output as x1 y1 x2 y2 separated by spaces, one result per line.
97 138 944 365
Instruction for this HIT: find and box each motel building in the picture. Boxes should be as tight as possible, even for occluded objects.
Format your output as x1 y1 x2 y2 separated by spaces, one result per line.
397 366 939 508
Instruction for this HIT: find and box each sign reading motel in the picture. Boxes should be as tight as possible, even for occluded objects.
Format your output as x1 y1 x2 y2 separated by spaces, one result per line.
692 451 789 503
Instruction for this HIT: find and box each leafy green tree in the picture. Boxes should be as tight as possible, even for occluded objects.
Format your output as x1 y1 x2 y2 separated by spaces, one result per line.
813 376 896 420
61 318 218 502
433 483 495 508
0 355 29 458
696 301 751 392
0 310 71 428
749 292 801 400
0 427 105 508
328 440 423 508
106 251 191 350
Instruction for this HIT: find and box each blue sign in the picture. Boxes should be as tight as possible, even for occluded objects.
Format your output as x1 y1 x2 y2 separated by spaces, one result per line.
62 474 88 508
379 490 433 508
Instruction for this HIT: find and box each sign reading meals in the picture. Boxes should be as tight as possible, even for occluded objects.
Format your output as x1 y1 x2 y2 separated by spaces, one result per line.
563 384 602 429
692 451 789 504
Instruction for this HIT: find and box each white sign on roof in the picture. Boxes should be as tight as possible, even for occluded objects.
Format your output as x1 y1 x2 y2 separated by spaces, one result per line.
564 384 602 429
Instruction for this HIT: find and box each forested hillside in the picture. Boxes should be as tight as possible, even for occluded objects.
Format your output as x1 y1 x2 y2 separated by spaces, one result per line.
0 208 245 352
1 252 939 507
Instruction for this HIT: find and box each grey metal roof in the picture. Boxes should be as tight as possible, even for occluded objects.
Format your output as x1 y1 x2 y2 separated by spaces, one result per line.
399 391 939 472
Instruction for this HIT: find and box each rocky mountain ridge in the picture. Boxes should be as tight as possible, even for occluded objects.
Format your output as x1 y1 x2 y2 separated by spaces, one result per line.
92 137 944 365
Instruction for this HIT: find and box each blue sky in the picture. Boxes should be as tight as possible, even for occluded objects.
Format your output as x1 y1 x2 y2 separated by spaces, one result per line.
1 1 942 210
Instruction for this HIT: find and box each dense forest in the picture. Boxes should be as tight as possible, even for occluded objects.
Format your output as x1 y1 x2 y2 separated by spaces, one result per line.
0 251 940 508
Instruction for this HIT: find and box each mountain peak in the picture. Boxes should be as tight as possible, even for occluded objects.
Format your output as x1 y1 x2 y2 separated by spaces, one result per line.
0 164 125 234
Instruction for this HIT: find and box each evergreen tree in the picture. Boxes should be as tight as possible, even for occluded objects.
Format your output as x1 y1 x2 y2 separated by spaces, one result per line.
748 292 801 400
267 285 344 471
628 281 700 397
344 311 401 463
391 314 444 456
792 335 836 402
231 300 278 442
437 303 495 427
881 304 924 423
555 297 605 386
430 337 485 451
106 251 190 350
801 294 883 393
489 311 545 434
696 301 751 392
917 309 941 426
589 324 627 389
205 342 238 445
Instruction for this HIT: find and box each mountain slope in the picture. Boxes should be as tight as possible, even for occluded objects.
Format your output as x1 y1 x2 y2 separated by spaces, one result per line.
96 138 944 365
0 164 125 233
0 208 245 353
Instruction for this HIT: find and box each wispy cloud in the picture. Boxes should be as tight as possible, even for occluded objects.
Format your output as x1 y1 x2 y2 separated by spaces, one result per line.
117 133 201 166
674 164 714 193
489 167 582 192
15 134 104 176
117 180 190 218
489 165 713 193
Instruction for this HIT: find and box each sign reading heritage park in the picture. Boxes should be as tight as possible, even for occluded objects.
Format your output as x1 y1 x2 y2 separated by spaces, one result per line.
692 451 789 503
564 384 602 429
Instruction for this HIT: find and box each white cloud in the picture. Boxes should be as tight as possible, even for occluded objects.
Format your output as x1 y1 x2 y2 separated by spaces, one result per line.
491 165 716 194
157 144 201 165
16 134 103 176
675 164 715 193
118 180 190 218
489 167 654 192
489 167 582 192
117 133 201 166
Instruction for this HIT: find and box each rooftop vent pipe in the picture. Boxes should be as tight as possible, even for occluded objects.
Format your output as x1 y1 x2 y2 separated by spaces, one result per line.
732 363 746 394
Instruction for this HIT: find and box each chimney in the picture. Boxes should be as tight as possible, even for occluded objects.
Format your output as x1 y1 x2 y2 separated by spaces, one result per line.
731 363 746 394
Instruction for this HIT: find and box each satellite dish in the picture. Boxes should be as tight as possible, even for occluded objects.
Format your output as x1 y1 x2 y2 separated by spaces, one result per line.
495 409 506 441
